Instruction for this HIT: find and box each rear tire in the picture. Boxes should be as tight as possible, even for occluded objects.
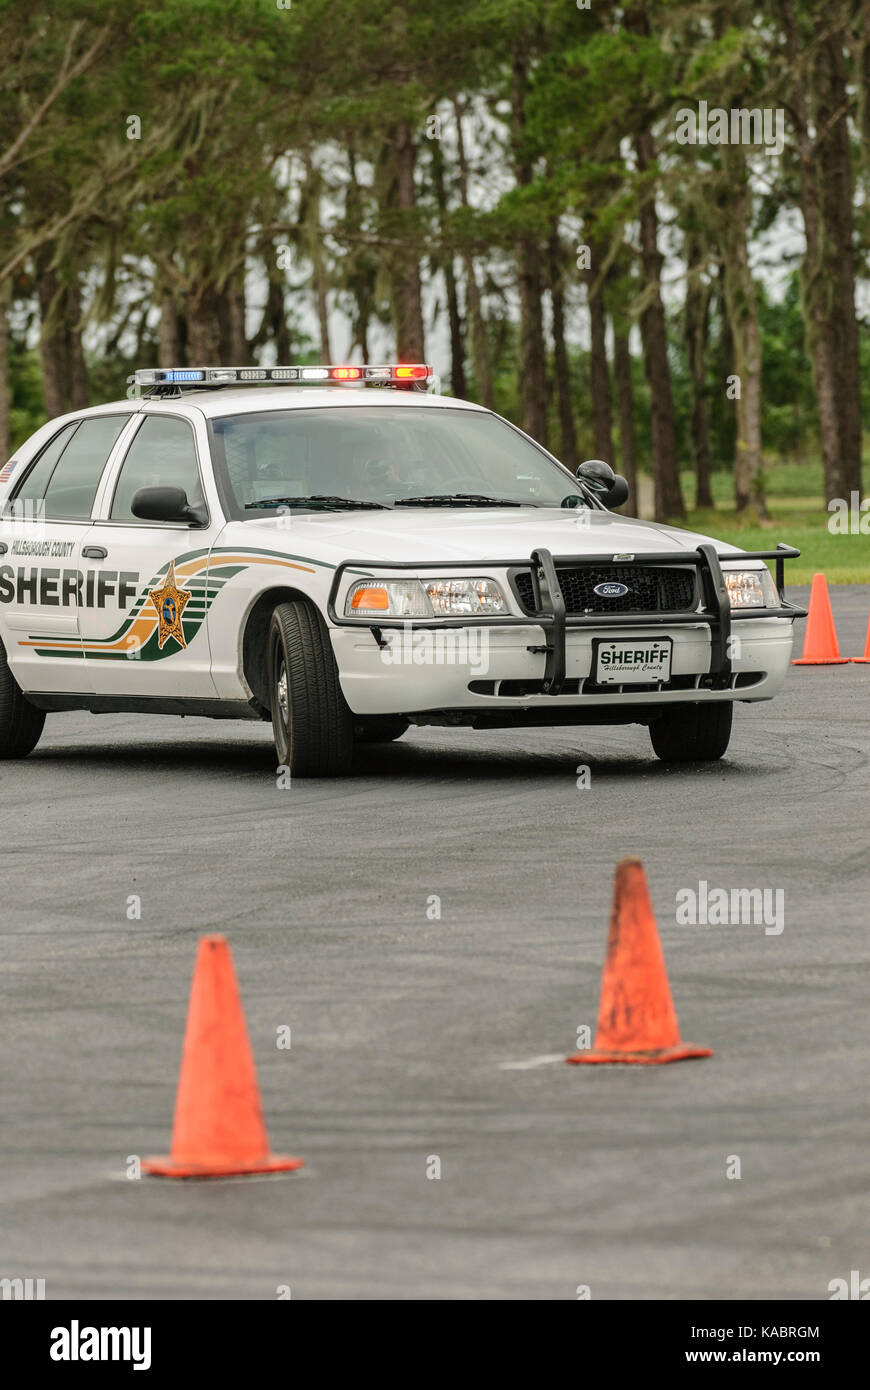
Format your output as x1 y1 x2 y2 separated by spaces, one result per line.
649 702 733 763
0 637 46 758
354 716 409 745
268 600 354 777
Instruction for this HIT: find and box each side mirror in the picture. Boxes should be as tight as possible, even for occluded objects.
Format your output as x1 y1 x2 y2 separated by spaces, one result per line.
576 459 629 510
131 485 207 526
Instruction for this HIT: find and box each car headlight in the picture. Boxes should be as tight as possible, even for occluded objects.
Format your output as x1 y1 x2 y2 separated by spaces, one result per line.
345 576 507 618
346 579 431 617
722 568 779 609
424 578 507 616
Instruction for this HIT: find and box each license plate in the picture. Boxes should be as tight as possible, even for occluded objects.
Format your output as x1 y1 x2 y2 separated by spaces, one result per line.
592 637 673 684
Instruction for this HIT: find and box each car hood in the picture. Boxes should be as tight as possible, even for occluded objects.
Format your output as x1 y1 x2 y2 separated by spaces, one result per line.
225 507 750 567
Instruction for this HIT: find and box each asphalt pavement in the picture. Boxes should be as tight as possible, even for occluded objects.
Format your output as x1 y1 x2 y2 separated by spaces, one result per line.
1 585 868 1299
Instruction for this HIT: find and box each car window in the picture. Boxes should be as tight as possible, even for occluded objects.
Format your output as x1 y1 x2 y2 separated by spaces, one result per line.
209 406 586 516
111 414 204 520
41 416 129 520
8 422 79 515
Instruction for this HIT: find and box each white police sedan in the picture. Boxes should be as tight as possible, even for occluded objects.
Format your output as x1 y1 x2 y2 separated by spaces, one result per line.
0 363 804 774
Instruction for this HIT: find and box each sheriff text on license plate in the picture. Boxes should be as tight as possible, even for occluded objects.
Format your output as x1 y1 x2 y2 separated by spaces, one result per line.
592 637 673 684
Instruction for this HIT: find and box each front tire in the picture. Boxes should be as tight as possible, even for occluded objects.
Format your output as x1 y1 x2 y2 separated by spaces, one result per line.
649 702 733 763
0 638 46 758
268 600 354 777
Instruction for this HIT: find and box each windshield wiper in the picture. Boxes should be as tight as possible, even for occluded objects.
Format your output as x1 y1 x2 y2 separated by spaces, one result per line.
394 493 524 508
246 495 389 511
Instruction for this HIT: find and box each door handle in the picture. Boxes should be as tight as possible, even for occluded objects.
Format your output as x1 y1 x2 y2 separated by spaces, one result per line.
82 545 108 559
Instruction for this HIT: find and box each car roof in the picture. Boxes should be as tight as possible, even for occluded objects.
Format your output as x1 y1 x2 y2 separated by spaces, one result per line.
84 388 491 421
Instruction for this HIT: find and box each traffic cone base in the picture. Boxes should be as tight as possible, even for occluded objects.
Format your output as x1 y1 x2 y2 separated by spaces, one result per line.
566 856 711 1068
566 1042 713 1066
143 935 304 1180
792 573 848 664
792 657 849 665
851 616 870 662
142 1154 304 1179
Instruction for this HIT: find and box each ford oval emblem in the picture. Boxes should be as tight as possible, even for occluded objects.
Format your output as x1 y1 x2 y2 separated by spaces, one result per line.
593 582 630 598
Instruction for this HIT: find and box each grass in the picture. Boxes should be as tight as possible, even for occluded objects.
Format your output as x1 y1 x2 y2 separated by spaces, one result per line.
651 461 868 584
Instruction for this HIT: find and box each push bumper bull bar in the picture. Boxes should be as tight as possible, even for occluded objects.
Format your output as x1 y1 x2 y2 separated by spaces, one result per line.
326 543 806 697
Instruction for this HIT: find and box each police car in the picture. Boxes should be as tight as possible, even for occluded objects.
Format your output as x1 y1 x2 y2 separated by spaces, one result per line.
0 363 804 774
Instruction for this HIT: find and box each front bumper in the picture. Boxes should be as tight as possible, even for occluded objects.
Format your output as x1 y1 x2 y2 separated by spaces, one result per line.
327 543 806 719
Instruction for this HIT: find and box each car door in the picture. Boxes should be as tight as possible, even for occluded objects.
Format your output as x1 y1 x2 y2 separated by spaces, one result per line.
0 412 133 694
77 409 223 698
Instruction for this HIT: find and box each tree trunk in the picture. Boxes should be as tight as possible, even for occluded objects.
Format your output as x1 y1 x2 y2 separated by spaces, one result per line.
515 246 548 445
720 148 766 516
186 285 221 363
784 1 839 498
345 145 374 364
431 139 467 398
313 261 332 363
784 0 862 500
357 316 370 365
812 7 862 498
442 254 466 398
684 236 713 508
159 289 180 366
612 325 638 515
250 250 292 364
227 275 247 362
634 131 685 520
0 280 10 461
548 229 578 471
512 54 548 445
302 153 332 363
67 278 88 409
711 262 735 468
730 302 764 515
586 239 613 462
216 273 247 363
35 252 88 417
453 95 494 408
858 0 870 145
36 256 64 418
270 277 291 364
217 293 231 363
391 120 425 361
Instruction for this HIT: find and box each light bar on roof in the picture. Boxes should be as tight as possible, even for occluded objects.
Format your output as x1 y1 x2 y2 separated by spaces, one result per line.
132 364 435 390
134 368 206 384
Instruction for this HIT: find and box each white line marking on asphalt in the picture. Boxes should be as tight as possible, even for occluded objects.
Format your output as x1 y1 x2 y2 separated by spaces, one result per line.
498 1053 566 1070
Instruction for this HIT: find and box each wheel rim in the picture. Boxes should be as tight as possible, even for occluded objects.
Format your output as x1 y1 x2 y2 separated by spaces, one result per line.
276 656 289 731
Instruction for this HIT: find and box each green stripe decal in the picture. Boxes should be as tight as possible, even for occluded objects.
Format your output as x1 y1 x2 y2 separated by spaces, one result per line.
27 544 329 660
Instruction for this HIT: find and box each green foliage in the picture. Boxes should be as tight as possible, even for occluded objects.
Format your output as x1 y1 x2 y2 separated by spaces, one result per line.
0 0 867 519
8 342 44 451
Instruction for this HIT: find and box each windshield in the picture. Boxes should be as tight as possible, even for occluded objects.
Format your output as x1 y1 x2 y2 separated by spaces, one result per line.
208 406 592 516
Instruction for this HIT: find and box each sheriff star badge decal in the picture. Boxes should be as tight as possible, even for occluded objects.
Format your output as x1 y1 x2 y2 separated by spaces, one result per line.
149 560 191 650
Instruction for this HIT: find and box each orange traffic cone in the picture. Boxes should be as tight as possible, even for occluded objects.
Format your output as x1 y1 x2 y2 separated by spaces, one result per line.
851 614 870 663
566 857 712 1066
792 573 849 665
143 936 304 1178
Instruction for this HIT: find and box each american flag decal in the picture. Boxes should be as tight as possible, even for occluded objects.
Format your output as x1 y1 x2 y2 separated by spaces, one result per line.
0 458 18 483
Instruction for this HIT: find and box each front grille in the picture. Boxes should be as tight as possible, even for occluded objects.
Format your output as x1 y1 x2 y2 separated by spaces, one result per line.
468 674 701 697
513 565 697 616
467 672 765 698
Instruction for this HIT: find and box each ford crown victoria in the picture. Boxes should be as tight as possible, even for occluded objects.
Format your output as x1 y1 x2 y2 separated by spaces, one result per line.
0 363 804 774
